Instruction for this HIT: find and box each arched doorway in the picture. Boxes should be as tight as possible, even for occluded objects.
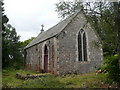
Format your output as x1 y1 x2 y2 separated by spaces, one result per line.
44 45 48 72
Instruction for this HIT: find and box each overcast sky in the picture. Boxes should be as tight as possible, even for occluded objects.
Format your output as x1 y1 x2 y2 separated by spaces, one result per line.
4 0 105 41
4 0 63 41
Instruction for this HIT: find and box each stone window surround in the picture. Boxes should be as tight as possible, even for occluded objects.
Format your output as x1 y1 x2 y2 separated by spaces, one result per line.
42 42 50 70
78 29 88 62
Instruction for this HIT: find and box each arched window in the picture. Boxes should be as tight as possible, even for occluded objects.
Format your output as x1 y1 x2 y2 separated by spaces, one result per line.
83 33 87 61
78 29 87 61
78 31 82 61
44 45 48 72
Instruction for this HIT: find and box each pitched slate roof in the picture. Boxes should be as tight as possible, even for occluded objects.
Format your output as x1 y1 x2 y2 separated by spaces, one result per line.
25 13 78 49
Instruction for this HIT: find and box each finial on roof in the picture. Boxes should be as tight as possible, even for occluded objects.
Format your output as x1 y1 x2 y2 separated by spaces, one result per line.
41 24 44 33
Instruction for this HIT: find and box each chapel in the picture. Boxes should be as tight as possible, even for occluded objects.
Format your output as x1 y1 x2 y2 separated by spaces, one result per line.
24 12 103 75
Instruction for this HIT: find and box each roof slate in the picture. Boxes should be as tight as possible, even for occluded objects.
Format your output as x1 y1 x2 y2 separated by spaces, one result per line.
25 14 76 49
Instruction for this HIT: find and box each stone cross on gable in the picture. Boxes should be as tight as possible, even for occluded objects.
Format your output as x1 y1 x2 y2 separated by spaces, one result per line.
41 24 44 29
41 24 44 32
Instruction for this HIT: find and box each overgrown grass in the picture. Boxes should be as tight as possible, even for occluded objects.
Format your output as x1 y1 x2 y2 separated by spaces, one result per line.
2 69 117 88
2 69 35 88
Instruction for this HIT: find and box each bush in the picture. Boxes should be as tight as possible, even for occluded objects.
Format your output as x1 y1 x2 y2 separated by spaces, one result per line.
101 55 120 82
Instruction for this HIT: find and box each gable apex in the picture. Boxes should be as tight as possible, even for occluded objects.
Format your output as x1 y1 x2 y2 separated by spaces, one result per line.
25 11 88 49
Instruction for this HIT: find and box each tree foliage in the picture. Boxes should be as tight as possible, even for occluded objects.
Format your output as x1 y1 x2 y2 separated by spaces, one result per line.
2 2 23 69
2 23 23 68
102 55 120 83
20 37 35 49
19 37 35 56
56 1 83 18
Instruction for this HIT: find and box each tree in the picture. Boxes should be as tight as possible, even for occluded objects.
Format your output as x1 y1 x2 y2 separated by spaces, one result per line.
2 24 23 68
1 1 9 68
113 2 120 70
1 1 9 30
1 1 35 69
2 1 23 69
19 37 35 56
20 37 35 48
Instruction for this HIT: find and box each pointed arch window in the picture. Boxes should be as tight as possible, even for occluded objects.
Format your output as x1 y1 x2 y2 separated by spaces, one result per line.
78 29 87 61
44 45 48 72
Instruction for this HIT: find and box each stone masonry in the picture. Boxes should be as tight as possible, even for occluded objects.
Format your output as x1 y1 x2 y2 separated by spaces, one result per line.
24 12 103 75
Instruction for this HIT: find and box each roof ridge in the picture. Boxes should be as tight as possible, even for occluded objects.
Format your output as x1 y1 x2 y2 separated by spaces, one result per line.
25 12 81 49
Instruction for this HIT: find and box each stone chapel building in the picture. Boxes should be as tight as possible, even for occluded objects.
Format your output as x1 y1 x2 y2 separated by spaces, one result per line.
24 12 103 75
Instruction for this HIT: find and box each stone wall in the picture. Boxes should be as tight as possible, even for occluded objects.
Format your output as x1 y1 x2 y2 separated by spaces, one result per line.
25 37 58 74
57 13 103 75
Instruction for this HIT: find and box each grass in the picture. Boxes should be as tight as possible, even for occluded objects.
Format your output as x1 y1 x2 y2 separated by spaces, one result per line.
2 69 35 88
2 69 117 88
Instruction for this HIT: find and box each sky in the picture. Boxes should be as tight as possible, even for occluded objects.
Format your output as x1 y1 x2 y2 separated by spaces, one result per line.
4 0 62 41
4 0 110 41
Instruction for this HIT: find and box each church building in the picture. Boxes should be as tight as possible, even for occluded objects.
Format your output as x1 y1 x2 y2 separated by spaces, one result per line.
24 12 103 75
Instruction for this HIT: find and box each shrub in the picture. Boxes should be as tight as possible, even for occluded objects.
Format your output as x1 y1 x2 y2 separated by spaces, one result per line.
101 55 120 82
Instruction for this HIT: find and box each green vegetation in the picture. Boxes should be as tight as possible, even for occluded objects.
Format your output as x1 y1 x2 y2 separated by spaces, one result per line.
2 69 118 88
1 1 34 69
2 1 23 69
101 55 120 83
